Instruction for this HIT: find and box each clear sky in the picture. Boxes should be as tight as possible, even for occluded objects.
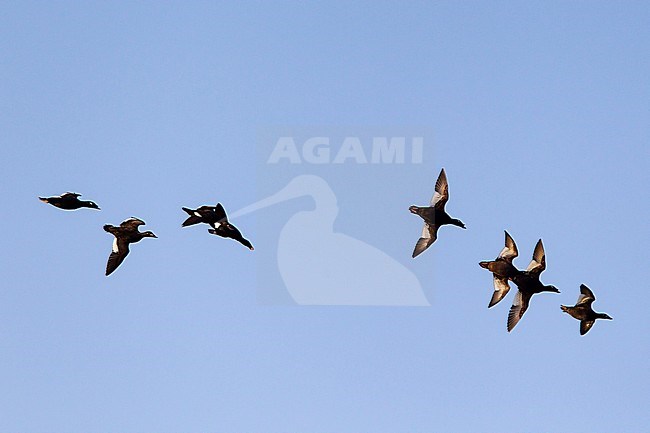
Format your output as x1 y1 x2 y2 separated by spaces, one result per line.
1 1 649 432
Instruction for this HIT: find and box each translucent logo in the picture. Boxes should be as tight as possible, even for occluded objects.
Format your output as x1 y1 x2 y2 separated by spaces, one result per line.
236 127 434 306
267 136 423 164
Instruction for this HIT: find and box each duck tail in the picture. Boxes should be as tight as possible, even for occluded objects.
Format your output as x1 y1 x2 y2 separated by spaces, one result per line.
560 305 569 313
479 261 490 269
38 197 48 203
181 207 193 215
103 224 113 233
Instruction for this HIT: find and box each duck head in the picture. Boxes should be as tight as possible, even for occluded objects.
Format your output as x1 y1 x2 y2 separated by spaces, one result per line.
545 285 560 293
142 231 158 238
451 218 466 229
598 313 613 320
241 238 254 251
85 201 101 210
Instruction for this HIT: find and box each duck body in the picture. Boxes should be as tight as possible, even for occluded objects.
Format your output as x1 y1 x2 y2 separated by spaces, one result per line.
410 206 464 229
103 217 157 276
561 284 612 335
512 271 556 294
481 258 519 277
39 192 100 210
410 168 466 258
479 257 520 279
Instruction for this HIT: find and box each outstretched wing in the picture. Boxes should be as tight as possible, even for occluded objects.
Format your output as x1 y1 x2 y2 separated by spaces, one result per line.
60 192 81 199
106 237 130 276
120 217 146 230
525 239 546 275
412 223 438 258
430 168 449 209
488 275 511 308
498 230 518 262
181 216 202 227
507 290 532 332
181 208 203 227
580 320 596 335
577 284 596 306
214 203 228 224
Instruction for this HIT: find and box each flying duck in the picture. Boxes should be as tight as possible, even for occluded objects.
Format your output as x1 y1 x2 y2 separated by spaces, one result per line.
103 217 157 276
507 239 560 332
409 168 466 258
39 192 100 210
181 205 219 227
207 203 254 250
479 230 521 308
561 284 612 335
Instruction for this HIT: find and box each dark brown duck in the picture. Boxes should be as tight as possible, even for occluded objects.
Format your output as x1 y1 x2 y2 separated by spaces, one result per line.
480 230 521 308
507 239 559 332
39 192 100 210
103 217 157 276
207 203 254 251
561 284 612 335
409 168 465 258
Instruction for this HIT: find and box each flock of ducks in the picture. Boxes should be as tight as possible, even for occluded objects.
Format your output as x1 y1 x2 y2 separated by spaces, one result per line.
409 169 611 335
39 167 612 335
38 193 253 277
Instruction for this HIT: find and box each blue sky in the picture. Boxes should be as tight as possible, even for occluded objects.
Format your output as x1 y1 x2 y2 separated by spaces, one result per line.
1 1 649 432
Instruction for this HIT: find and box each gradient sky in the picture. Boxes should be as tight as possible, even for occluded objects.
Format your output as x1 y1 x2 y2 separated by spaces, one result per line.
2 2 649 432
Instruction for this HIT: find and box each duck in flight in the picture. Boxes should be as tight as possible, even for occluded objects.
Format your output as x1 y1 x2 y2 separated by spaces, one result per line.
103 217 157 276
409 168 466 258
561 284 612 335
207 203 254 250
480 230 520 308
507 239 560 332
39 192 100 210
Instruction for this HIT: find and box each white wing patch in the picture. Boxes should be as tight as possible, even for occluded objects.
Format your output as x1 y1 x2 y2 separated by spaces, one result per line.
194 212 201 217
430 191 444 206
112 238 119 253
489 275 511 308
493 274 510 294
421 224 431 240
